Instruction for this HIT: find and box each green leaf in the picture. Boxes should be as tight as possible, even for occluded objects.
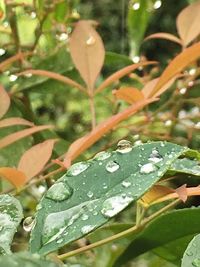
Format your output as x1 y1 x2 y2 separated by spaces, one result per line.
114 208 200 267
181 233 200 267
169 158 200 176
0 194 23 255
30 141 189 255
0 252 62 267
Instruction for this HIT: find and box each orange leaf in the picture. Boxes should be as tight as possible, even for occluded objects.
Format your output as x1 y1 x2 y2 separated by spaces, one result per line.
149 42 200 97
69 20 105 91
18 139 57 180
144 32 182 45
176 0 200 47
0 125 53 149
0 167 27 188
0 117 34 128
175 184 188 203
95 61 157 94
113 87 144 104
0 85 10 119
63 98 157 167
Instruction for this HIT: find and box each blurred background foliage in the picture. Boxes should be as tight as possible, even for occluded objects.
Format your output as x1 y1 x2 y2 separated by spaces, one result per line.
0 1 199 266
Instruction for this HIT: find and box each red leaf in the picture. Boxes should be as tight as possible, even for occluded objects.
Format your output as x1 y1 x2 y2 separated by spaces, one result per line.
0 85 10 119
0 117 34 128
0 167 27 188
113 87 144 104
18 139 57 180
0 125 53 149
144 32 182 45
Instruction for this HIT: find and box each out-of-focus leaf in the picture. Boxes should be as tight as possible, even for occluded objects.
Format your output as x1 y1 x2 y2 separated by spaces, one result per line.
95 61 157 94
144 32 182 45
0 52 31 72
114 208 200 267
0 125 53 150
0 117 34 128
0 85 10 119
149 42 200 97
0 167 27 187
63 98 156 167
69 20 105 90
181 233 200 267
30 142 188 255
0 194 23 255
177 0 200 47
113 87 144 104
105 52 133 68
169 158 200 176
18 139 57 180
0 252 62 267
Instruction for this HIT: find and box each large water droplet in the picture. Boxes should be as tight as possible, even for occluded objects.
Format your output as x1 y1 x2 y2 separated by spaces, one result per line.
116 140 132 154
148 148 163 163
46 182 73 201
68 162 90 176
81 225 95 234
23 216 35 232
86 36 96 45
101 195 133 218
140 163 157 174
94 151 111 161
106 161 120 173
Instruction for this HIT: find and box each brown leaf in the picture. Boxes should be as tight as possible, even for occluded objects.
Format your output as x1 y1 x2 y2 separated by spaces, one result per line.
0 167 27 188
69 20 105 91
149 42 200 97
0 117 34 128
175 184 188 203
0 85 10 119
0 125 53 149
63 98 157 167
95 61 157 94
176 0 200 47
113 87 144 104
18 139 57 180
144 32 182 45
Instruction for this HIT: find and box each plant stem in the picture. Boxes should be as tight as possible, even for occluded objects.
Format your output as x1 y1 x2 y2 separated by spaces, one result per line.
89 93 96 130
58 199 180 260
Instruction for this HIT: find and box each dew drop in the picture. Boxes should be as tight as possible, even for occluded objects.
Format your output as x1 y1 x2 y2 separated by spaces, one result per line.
81 214 89 221
46 182 73 201
140 163 157 174
0 48 6 56
81 225 95 234
9 74 18 82
106 161 120 173
68 162 90 176
186 251 193 256
56 238 63 244
94 151 111 161
192 258 200 267
86 36 96 45
87 191 94 198
122 181 131 188
148 148 163 163
23 216 35 232
116 140 132 154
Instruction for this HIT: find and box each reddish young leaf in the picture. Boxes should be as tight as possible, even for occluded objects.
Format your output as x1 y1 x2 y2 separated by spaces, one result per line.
177 0 200 47
69 20 105 91
63 98 157 167
0 117 34 128
149 42 200 97
175 184 188 203
113 87 144 104
144 32 182 45
0 125 53 149
95 61 157 94
0 167 27 188
0 85 10 119
18 139 57 180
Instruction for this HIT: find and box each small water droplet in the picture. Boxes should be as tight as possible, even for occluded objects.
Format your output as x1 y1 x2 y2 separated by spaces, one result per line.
9 74 18 82
81 214 89 221
46 182 73 201
116 140 132 154
122 181 131 188
148 148 163 163
186 251 193 256
0 48 6 56
23 216 35 232
68 162 90 176
140 163 157 174
56 238 63 244
106 161 120 173
81 225 95 234
87 191 94 198
86 36 96 45
94 151 111 161
192 258 200 267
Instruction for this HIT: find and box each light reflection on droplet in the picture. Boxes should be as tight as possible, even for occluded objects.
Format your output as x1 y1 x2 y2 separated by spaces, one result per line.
154 0 162 9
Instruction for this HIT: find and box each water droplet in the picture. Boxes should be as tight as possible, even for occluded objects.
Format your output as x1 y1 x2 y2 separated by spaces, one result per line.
94 151 111 161
122 181 131 188
56 238 63 244
101 195 133 218
153 0 162 9
0 48 6 56
81 214 89 221
186 251 193 256
148 148 163 163
87 191 94 198
68 162 90 176
23 216 35 232
116 140 132 154
9 74 18 82
106 161 120 173
81 225 95 234
103 183 108 189
192 258 200 267
132 2 140 10
140 163 157 174
46 182 73 201
86 36 96 45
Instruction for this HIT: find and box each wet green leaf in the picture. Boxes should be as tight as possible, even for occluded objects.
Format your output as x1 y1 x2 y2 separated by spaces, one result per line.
181 233 200 267
169 158 200 176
